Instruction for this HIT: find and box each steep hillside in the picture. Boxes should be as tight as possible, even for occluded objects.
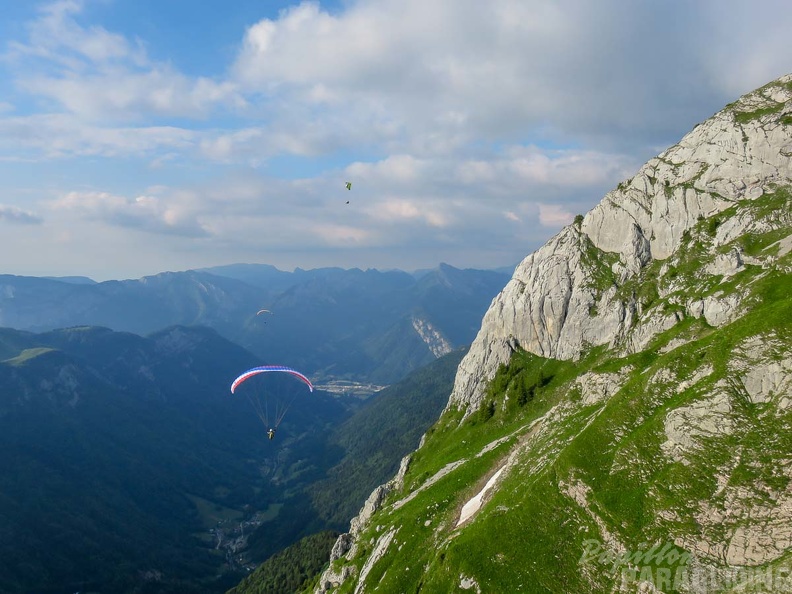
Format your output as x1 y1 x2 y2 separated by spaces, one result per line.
227 531 340 594
315 75 792 593
308 348 468 529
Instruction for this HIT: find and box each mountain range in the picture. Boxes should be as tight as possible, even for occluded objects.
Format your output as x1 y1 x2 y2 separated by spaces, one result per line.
0 263 508 384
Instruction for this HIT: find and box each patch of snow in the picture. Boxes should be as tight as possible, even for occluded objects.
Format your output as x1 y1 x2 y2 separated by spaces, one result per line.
456 465 506 527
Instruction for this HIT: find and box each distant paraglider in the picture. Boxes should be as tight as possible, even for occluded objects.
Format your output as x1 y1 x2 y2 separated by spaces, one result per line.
345 181 352 191
256 309 272 316
230 365 314 439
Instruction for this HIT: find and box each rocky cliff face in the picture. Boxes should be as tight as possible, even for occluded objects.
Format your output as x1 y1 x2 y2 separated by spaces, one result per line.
314 75 792 594
411 316 453 358
449 74 792 416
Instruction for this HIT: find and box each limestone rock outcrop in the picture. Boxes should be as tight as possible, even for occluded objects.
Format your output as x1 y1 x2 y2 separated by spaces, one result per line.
448 74 792 415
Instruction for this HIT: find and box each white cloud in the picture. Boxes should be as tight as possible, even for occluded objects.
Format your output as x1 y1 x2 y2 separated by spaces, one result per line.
197 126 329 163
1 0 791 278
234 0 771 160
52 190 209 237
346 154 426 184
19 69 242 122
0 204 43 224
310 222 373 245
6 0 242 123
365 197 450 228
537 203 574 228
7 0 142 68
504 146 636 187
230 0 792 156
693 0 792 98
5 0 791 165
0 113 196 158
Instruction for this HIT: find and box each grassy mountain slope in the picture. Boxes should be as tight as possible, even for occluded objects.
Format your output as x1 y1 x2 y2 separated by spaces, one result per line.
308 348 468 529
316 79 792 594
322 193 792 594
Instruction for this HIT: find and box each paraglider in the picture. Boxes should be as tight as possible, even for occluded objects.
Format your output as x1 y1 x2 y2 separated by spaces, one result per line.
256 309 272 316
231 365 314 394
345 181 352 191
230 365 314 440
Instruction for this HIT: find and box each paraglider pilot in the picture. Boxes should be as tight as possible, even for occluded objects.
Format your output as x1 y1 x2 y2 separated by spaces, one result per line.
267 428 276 440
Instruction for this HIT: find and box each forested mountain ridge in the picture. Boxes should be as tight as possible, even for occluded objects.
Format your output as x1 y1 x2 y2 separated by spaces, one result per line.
315 75 792 594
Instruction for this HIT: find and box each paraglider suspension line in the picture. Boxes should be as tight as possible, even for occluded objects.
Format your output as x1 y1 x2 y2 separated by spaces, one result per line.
244 392 269 427
273 392 299 429
243 389 299 430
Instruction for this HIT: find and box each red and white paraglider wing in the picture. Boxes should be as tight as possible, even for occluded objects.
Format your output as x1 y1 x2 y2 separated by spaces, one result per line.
230 365 314 393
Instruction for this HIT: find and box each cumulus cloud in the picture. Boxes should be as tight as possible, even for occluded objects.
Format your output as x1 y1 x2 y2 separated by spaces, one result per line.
165 144 617 260
231 0 792 155
365 197 451 228
346 154 426 184
455 146 638 190
0 204 43 224
5 0 791 164
2 0 791 276
0 113 196 158
52 190 209 237
197 126 338 163
19 70 242 123
6 0 141 67
310 222 373 246
6 0 242 123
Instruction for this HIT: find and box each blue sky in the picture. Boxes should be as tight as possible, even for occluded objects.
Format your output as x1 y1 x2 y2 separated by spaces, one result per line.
0 0 790 280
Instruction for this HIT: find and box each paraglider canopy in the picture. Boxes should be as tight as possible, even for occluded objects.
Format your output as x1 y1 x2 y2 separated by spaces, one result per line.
230 365 314 437
231 365 314 394
345 181 352 190
256 309 272 316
